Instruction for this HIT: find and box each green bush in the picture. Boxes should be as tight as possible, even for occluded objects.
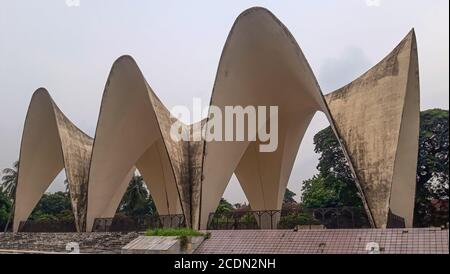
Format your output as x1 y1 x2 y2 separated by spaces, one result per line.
0 192 11 227
145 227 206 237
278 212 320 229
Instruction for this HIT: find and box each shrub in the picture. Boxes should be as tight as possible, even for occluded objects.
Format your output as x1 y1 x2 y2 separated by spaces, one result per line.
145 227 206 237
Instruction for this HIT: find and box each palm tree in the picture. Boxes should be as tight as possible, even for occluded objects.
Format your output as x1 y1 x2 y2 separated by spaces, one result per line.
64 178 70 193
1 161 18 198
1 160 19 232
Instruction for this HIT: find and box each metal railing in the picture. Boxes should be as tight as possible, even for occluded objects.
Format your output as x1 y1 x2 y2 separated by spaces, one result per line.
14 208 371 232
15 214 185 233
207 207 371 230
92 214 186 232
18 219 77 232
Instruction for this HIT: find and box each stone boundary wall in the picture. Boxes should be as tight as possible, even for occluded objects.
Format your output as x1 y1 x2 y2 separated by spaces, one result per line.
0 232 141 254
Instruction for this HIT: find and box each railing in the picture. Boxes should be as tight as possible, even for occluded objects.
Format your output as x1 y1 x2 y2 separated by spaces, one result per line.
92 214 186 232
207 207 371 230
387 210 406 228
14 208 371 232
18 219 77 232
15 214 185 232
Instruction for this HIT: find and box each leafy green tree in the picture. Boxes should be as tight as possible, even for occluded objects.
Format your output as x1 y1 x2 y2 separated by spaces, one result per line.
283 188 297 204
301 175 340 208
30 191 73 221
215 198 234 214
1 160 19 231
0 191 12 229
1 160 19 198
301 126 363 208
414 109 449 227
118 175 156 216
301 109 449 227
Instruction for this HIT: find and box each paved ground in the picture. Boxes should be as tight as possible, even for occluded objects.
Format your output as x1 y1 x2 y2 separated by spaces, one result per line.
0 228 448 254
195 228 449 254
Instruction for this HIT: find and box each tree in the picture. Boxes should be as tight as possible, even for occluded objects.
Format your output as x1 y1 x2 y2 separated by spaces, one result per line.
302 175 339 208
301 109 449 227
30 191 73 221
1 160 18 198
1 160 19 232
118 175 156 217
283 188 297 204
64 178 70 194
414 109 449 227
0 191 12 228
301 127 363 208
215 198 234 214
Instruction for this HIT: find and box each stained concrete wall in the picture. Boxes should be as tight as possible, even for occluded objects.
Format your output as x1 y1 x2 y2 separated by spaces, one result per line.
325 31 420 228
14 89 93 232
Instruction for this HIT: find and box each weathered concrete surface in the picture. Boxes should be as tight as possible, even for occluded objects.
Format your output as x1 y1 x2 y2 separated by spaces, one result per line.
85 56 184 232
199 7 330 230
325 30 420 228
14 89 93 232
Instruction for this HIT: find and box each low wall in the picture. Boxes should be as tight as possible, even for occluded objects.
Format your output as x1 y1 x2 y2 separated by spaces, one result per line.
0 232 141 253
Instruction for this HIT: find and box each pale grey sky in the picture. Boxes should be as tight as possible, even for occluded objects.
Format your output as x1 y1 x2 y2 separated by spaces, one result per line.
0 0 448 204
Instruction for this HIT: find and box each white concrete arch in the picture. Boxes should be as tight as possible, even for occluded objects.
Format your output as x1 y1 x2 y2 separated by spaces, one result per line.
86 56 183 232
14 88 93 232
199 8 419 229
199 7 337 229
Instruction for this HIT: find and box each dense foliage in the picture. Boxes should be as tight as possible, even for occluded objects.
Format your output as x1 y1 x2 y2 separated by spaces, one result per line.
145 227 206 237
0 191 11 227
301 109 449 227
414 109 449 226
301 126 363 208
29 191 73 222
117 175 156 217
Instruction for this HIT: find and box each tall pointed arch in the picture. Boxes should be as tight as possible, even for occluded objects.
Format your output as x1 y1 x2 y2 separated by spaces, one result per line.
14 88 93 232
325 30 420 228
85 56 186 231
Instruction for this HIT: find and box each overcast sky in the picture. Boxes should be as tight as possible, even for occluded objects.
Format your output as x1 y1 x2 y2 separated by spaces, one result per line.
0 0 448 204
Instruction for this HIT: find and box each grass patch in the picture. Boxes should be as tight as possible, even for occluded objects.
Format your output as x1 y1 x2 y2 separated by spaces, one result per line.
145 228 206 237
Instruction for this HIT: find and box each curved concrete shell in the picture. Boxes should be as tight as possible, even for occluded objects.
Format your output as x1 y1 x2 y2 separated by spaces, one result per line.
199 8 334 229
14 88 93 232
86 56 185 231
198 8 419 229
14 7 420 232
325 30 420 228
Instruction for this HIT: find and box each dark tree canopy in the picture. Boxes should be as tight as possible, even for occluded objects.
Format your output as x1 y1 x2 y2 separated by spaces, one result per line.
215 198 234 214
414 109 449 227
30 191 73 221
118 175 156 217
283 188 297 204
301 109 449 227
302 126 363 208
0 191 11 226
